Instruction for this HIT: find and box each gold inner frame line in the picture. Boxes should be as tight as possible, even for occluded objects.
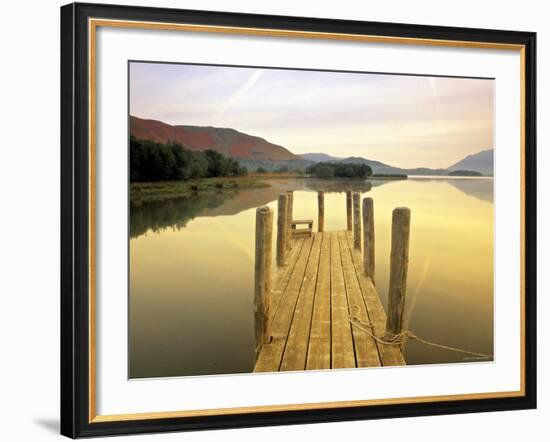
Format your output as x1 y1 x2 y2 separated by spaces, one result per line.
88 17 527 424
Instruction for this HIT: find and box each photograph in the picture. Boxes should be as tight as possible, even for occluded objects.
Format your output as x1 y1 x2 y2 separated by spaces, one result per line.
128 61 495 379
55 2 537 438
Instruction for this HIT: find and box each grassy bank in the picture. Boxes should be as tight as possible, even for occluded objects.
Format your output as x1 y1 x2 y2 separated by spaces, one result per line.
131 176 270 201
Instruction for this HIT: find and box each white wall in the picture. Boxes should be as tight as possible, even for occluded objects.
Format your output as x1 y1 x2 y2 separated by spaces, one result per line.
0 0 546 440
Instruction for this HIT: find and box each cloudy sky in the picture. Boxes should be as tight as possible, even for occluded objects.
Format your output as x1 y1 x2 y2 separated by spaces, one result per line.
129 62 494 169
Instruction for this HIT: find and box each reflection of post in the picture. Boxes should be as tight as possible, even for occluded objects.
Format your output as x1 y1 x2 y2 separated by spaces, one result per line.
254 206 273 356
352 192 361 249
286 191 294 250
386 207 411 339
346 191 352 231
362 197 375 280
277 194 288 266
318 191 325 232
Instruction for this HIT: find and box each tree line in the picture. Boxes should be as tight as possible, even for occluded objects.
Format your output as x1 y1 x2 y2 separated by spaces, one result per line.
306 162 373 179
130 136 247 182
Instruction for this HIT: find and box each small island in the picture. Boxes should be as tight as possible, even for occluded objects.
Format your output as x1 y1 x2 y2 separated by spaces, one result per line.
448 170 483 177
306 162 372 179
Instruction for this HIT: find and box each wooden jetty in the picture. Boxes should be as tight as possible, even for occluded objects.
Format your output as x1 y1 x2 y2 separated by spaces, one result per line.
253 191 411 372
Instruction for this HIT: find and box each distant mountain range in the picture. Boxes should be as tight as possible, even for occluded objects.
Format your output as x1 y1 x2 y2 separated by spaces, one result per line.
301 150 493 176
130 116 493 176
300 153 341 163
447 149 493 175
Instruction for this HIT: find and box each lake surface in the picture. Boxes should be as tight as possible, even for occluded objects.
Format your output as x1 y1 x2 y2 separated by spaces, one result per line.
129 177 494 378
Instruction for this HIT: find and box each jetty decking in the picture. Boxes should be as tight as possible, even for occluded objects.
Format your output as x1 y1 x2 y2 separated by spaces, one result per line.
252 190 411 373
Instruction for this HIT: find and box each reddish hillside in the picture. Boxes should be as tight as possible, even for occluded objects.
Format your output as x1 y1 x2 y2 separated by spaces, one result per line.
130 115 299 161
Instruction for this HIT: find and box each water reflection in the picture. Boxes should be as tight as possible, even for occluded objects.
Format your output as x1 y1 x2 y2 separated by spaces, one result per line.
130 177 494 377
130 178 373 239
131 178 494 241
130 191 238 238
445 178 494 203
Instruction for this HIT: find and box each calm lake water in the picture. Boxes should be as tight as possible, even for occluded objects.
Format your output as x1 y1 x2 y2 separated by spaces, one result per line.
129 177 494 378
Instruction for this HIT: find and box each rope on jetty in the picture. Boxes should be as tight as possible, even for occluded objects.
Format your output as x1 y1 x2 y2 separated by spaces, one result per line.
346 306 493 359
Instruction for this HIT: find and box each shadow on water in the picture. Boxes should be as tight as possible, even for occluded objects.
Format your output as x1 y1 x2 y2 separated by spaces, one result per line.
130 178 375 239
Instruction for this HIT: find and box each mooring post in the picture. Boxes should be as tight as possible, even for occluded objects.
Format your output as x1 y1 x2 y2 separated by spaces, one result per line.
352 192 361 249
346 191 352 231
277 193 289 266
254 206 273 353
318 191 325 232
362 197 375 281
385 207 411 339
286 191 294 250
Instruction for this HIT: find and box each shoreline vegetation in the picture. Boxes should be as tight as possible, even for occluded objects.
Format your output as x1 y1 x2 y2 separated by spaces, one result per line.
130 176 269 201
129 136 488 200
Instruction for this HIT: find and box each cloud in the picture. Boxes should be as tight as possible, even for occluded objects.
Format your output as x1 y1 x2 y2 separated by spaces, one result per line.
212 69 265 121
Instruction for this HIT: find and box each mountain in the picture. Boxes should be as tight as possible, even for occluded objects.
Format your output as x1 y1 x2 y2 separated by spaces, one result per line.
448 149 493 175
130 115 299 161
300 154 449 176
300 153 343 162
131 116 492 176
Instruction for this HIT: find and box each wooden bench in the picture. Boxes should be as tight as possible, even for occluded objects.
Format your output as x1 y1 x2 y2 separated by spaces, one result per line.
291 219 313 237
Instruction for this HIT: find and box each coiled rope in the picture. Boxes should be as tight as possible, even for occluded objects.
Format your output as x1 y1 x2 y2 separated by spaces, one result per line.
346 306 492 359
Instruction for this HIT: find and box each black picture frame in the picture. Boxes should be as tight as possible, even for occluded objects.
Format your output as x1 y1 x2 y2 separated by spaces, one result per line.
60 2 537 438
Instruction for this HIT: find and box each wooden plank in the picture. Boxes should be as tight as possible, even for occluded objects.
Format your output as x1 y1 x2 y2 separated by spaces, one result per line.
280 233 323 371
362 197 375 280
286 191 294 251
270 238 304 320
338 232 381 367
254 207 273 354
345 232 405 366
276 194 288 266
306 232 332 370
292 219 313 225
386 207 411 337
330 232 356 369
292 228 312 235
352 192 361 249
346 191 352 231
318 191 325 232
254 236 314 372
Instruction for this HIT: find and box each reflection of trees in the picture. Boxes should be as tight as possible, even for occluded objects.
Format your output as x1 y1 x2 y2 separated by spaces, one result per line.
130 191 237 238
129 178 492 242
130 178 379 239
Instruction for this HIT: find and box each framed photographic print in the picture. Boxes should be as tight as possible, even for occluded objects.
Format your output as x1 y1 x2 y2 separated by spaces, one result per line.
60 2 537 438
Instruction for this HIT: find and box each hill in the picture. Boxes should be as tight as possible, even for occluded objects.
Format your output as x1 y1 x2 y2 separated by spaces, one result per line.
130 115 299 161
131 116 493 176
300 153 342 162
300 154 449 176
448 149 493 175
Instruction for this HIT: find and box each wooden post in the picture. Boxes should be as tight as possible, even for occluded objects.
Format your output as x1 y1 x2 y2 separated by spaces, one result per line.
286 191 294 250
254 206 273 354
362 197 375 281
385 207 411 339
346 191 352 231
277 193 288 266
352 192 361 249
317 191 325 232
